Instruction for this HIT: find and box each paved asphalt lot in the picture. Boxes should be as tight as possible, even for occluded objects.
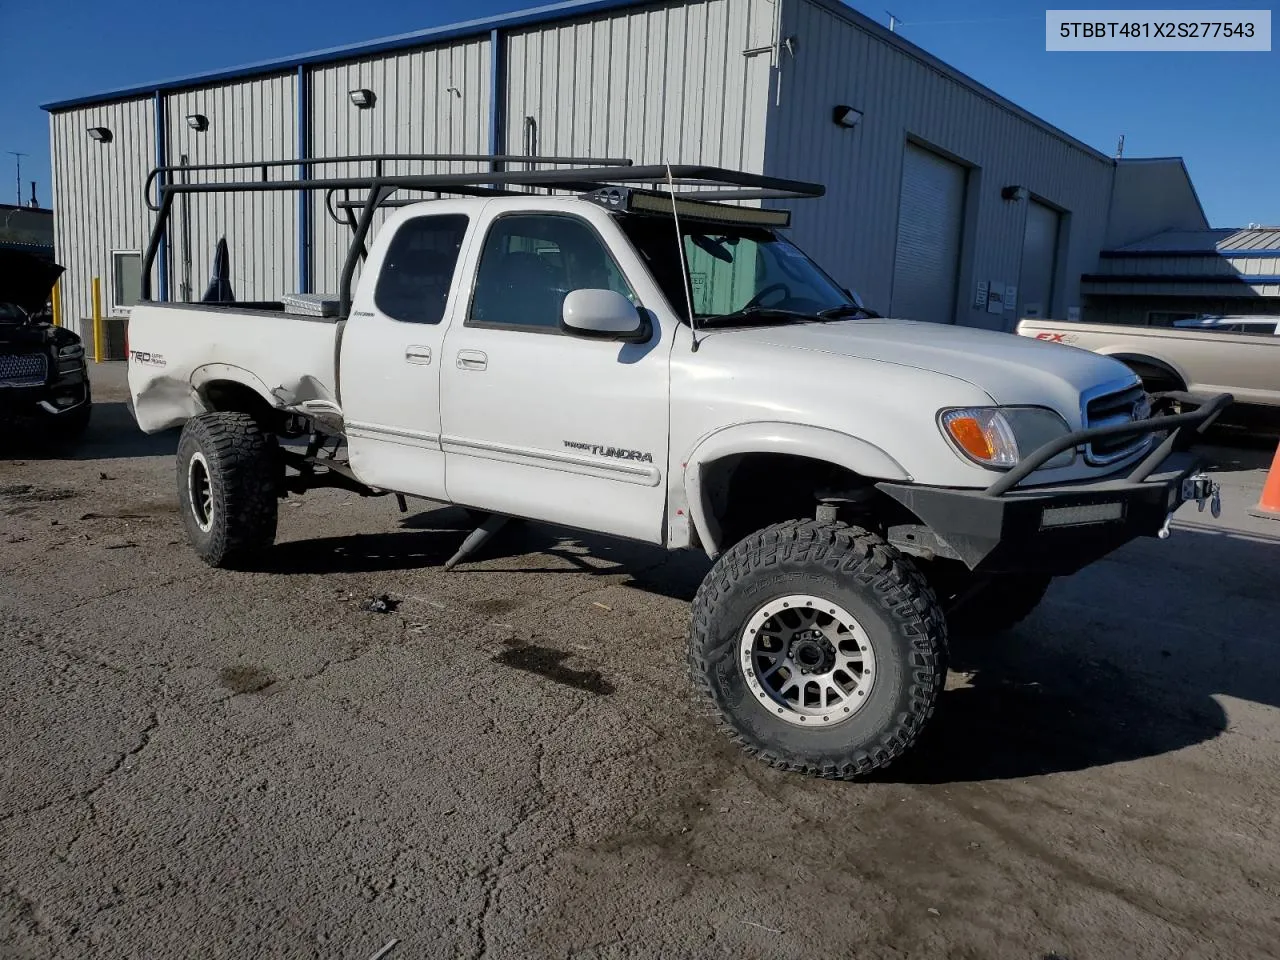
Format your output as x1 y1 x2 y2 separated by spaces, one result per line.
3 363 1280 959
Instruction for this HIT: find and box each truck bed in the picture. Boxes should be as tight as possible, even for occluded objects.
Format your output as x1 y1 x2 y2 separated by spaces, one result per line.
127 302 342 433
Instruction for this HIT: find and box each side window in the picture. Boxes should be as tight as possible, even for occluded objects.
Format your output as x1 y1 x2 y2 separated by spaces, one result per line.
374 214 469 324
469 214 635 331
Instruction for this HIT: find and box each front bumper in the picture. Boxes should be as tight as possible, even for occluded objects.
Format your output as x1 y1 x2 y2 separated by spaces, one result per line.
878 392 1232 576
0 362 90 417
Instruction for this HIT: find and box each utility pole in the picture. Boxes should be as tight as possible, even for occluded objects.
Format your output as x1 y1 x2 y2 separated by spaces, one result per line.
1115 134 1125 159
6 152 26 206
886 9 903 32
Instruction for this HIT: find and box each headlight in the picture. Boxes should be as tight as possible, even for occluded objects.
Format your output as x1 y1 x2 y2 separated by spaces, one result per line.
57 343 85 360
938 407 1075 470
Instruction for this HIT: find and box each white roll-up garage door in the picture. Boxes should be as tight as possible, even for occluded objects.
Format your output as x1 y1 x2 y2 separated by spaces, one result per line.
1018 199 1060 320
890 143 967 324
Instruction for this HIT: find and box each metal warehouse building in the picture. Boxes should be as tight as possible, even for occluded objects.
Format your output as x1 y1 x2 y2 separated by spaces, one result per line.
43 0 1210 339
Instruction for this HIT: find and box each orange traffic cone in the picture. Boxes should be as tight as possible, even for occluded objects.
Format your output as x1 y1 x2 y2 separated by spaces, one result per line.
1250 441 1280 521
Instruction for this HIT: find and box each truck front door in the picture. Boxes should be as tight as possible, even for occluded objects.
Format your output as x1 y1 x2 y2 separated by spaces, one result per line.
440 209 672 543
339 210 472 500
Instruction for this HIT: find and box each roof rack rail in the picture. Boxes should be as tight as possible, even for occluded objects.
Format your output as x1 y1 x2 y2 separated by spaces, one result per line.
143 152 635 212
139 153 825 314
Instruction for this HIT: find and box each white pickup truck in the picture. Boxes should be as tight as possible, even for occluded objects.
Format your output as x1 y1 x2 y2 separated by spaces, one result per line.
128 157 1230 779
1017 315 1280 418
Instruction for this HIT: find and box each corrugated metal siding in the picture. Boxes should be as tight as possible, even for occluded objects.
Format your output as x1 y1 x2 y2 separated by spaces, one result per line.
766 0 1116 329
1096 254 1280 279
1220 228 1280 253
505 0 774 171
308 38 491 295
164 74 298 302
49 98 156 327
1112 228 1280 256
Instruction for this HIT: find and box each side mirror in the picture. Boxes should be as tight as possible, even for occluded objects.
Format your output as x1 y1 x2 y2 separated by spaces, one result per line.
560 289 650 343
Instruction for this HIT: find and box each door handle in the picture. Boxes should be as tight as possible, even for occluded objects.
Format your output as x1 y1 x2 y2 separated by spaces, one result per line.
456 350 488 371
405 345 432 365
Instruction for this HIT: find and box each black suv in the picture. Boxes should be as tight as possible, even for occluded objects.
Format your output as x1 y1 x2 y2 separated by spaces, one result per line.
0 250 91 440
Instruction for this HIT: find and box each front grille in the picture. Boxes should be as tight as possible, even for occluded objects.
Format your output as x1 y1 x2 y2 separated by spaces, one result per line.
0 352 48 387
1084 382 1151 464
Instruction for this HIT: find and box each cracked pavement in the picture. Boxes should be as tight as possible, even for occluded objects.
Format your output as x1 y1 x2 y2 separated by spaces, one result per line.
3 364 1280 958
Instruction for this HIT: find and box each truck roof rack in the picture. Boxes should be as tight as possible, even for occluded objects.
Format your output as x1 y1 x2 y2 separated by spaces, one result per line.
139 152 826 315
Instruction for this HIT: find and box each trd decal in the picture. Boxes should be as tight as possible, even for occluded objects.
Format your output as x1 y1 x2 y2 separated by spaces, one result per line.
564 440 655 463
129 350 167 366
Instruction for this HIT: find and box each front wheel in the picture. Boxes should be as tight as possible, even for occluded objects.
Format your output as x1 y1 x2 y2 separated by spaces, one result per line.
689 520 948 779
176 412 280 568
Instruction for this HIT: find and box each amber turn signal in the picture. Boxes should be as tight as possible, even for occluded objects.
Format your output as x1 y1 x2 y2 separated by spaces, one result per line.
944 415 995 461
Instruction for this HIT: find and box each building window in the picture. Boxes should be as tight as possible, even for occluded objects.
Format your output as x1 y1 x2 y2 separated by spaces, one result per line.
469 214 635 331
374 215 470 324
112 251 143 313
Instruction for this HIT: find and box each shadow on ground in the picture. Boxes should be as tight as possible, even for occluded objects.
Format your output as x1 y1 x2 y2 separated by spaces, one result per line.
261 505 708 595
253 506 1277 784
2 401 177 461
885 639 1229 784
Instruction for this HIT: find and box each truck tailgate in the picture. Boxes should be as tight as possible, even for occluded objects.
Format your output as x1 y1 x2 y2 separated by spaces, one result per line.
127 303 340 433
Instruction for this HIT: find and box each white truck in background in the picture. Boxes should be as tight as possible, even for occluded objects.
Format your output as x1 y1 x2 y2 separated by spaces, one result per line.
127 156 1231 779
1017 315 1279 425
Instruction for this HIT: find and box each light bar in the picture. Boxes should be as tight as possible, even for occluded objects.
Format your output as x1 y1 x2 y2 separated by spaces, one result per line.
1040 502 1125 529
585 187 791 227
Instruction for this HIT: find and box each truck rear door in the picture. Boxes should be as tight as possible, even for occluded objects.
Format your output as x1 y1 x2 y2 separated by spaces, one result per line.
339 208 473 499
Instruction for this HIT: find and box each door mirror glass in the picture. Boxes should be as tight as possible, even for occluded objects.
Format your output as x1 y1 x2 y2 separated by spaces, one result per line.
561 288 648 342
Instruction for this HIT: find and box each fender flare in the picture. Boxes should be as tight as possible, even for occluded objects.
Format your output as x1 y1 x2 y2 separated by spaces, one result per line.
189 363 281 410
682 422 911 557
1096 351 1188 390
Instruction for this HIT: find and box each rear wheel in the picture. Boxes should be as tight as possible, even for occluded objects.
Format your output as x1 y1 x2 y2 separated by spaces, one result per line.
176 412 279 567
689 520 947 779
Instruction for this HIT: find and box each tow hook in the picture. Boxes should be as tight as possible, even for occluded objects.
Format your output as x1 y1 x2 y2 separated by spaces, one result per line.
1182 473 1222 519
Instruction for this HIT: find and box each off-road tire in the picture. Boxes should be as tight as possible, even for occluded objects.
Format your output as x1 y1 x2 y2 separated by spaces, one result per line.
176 412 279 568
689 520 948 779
944 573 1052 639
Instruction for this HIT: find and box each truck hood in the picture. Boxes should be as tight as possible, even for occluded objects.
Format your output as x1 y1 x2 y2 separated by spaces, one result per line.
0 250 64 317
711 318 1136 419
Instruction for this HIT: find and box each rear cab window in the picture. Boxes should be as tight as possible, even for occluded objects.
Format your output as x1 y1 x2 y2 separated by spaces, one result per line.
374 214 470 324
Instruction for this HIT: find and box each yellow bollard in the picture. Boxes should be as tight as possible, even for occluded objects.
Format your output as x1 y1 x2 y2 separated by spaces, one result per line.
91 276 103 363
51 281 62 327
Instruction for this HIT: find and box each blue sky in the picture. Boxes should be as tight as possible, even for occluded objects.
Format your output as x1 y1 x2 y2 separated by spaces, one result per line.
3 0 1276 225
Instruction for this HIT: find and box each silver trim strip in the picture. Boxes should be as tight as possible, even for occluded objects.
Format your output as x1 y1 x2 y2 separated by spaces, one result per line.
441 434 662 487
346 420 440 446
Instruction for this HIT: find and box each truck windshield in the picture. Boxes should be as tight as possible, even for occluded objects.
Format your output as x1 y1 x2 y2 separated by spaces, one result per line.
616 215 865 326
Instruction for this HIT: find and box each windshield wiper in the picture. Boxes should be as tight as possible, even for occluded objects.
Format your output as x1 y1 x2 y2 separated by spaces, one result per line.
696 306 818 329
817 304 877 320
